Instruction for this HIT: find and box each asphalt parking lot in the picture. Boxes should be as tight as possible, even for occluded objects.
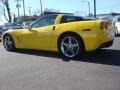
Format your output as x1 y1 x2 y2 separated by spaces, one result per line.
0 37 120 90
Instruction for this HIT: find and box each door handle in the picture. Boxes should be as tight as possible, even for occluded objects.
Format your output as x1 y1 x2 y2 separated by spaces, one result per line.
53 26 56 31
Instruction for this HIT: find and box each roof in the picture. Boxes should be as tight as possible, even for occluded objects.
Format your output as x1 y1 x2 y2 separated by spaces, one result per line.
43 11 73 16
97 12 120 16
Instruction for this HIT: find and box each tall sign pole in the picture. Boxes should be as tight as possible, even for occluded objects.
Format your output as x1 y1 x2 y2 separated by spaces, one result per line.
88 2 90 16
16 0 21 18
23 0 25 19
40 0 43 16
94 0 96 18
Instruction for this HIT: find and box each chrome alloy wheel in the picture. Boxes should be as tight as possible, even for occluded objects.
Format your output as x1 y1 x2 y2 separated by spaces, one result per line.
4 35 13 50
61 36 79 58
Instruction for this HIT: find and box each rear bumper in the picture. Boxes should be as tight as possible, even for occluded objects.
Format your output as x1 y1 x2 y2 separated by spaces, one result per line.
83 33 114 52
100 40 113 48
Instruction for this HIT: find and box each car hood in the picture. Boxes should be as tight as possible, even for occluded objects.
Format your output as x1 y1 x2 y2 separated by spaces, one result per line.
2 28 27 36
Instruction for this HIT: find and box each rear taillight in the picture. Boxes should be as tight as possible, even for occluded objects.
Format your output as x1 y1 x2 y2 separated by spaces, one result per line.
105 22 108 29
100 22 104 30
100 21 109 30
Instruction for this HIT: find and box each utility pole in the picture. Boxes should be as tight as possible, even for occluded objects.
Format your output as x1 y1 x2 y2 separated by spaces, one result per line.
88 2 90 16
94 0 96 18
39 0 43 16
23 0 25 19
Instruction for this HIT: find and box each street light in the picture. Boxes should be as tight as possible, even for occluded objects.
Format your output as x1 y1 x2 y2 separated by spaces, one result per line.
39 0 43 16
81 1 90 16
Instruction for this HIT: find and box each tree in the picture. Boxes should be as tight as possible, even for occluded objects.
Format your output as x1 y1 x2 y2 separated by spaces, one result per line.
0 0 11 22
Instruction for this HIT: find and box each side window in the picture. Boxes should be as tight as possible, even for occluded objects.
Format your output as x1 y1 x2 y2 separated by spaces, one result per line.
61 15 84 23
61 16 75 23
31 15 57 28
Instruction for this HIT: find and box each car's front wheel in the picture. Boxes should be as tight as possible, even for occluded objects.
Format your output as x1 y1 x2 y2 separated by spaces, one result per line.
58 34 84 59
3 35 15 51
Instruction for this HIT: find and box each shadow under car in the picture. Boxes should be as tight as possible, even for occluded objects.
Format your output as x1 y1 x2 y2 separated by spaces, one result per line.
12 48 120 66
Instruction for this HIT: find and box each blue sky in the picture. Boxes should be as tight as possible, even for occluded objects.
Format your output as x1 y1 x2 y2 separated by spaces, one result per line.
9 0 120 15
0 0 120 24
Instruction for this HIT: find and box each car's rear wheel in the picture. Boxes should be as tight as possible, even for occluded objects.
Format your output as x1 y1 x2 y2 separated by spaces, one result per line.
58 34 84 59
3 35 15 51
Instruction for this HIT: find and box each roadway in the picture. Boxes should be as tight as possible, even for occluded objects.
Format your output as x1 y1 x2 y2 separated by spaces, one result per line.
0 37 120 90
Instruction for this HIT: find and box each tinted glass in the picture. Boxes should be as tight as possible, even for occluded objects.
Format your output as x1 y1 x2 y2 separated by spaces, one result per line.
61 15 84 23
31 15 57 28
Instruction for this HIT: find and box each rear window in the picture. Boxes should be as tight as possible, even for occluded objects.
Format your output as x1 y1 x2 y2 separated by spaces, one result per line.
60 15 95 23
60 15 84 23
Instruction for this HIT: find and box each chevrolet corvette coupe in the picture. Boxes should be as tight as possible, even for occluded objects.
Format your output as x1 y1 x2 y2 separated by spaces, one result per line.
2 14 114 58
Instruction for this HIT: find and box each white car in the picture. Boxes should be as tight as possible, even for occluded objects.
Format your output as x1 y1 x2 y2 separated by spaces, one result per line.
112 16 120 36
2 22 23 31
22 21 33 28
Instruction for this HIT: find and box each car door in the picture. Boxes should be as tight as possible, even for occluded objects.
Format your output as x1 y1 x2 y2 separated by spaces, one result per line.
116 17 120 31
21 15 57 50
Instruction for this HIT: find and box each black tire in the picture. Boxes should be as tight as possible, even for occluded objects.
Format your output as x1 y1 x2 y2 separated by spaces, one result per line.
58 33 84 59
3 34 15 51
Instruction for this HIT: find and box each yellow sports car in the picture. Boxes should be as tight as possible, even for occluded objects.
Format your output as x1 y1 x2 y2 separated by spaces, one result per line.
2 14 114 58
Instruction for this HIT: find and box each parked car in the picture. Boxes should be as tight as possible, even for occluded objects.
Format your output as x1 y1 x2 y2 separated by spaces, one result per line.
0 27 3 42
112 16 120 36
0 27 3 37
2 22 23 31
2 14 114 59
22 21 33 28
99 17 113 22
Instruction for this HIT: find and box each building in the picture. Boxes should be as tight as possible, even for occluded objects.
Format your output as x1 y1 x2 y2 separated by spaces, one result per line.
96 12 120 21
43 11 73 16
